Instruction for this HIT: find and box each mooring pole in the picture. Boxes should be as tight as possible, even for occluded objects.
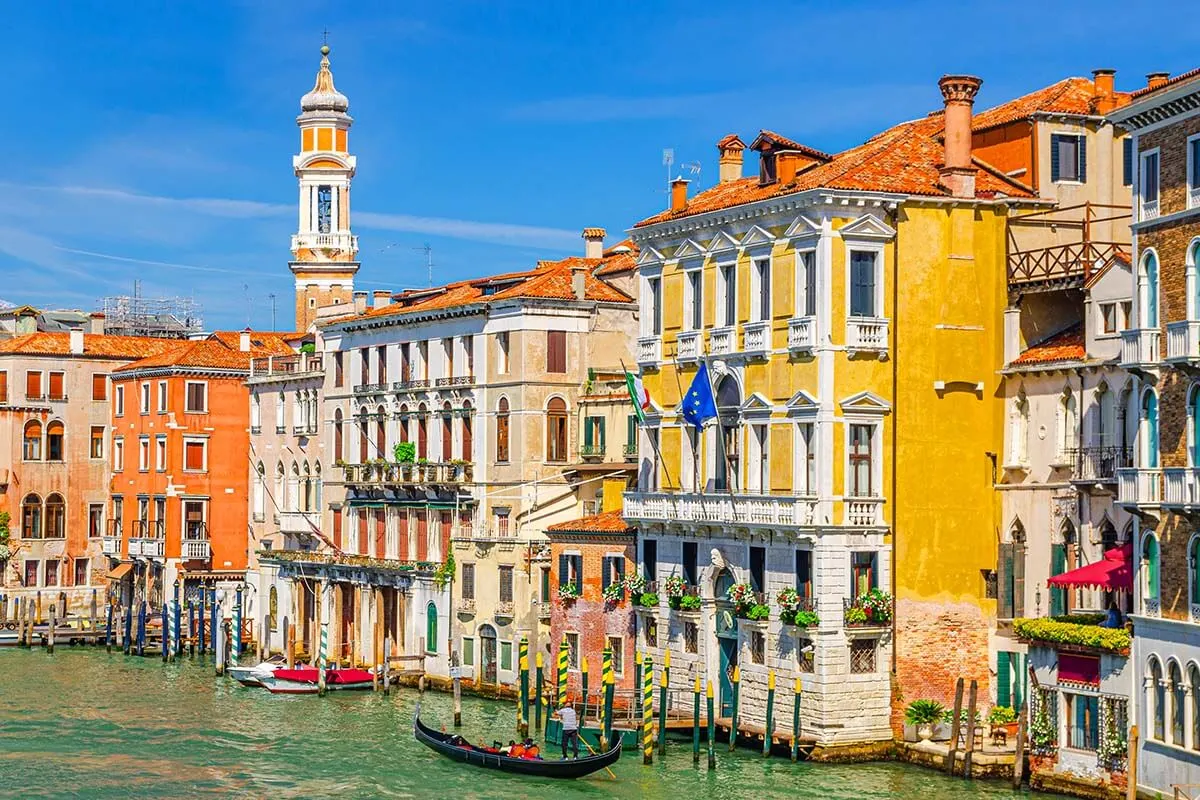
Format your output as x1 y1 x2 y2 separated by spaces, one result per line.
136 601 146 656
945 677 964 773
791 677 802 762
642 654 654 765
963 679 979 778
693 675 702 764
161 603 169 662
105 601 114 653
534 652 544 732
763 670 776 757
658 657 669 757
728 665 741 752
518 637 529 738
47 603 56 655
706 679 716 770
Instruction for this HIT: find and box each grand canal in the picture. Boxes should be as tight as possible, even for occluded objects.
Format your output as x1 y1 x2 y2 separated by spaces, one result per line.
0 649 1068 799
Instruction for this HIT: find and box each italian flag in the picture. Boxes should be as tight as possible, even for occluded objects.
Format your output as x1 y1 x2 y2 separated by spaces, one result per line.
625 369 650 423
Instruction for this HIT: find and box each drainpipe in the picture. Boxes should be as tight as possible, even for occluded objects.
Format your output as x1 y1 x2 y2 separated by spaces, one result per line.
890 209 899 677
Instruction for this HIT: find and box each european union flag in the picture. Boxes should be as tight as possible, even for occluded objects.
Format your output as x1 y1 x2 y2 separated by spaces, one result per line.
681 361 718 431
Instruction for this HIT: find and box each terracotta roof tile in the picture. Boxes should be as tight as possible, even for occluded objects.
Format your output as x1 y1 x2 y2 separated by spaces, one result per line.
717 133 746 149
113 332 294 373
751 130 832 161
0 332 184 360
1129 67 1200 99
1011 324 1086 366
971 77 1132 132
546 510 632 534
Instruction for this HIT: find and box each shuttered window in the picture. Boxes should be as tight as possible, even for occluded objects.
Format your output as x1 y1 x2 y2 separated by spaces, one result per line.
462 563 475 600
601 556 625 591
26 371 42 400
499 565 514 603
91 374 107 401
184 440 206 471
1050 544 1067 615
1123 138 1133 186
997 651 1012 708
1051 133 1086 183
48 372 65 400
998 542 1014 619
185 382 207 413
558 554 582 589
332 509 343 549
547 330 567 373
849 251 876 317
0 371 7 403
496 398 510 462
546 397 568 462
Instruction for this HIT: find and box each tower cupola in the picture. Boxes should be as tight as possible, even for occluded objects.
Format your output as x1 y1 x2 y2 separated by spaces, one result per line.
300 45 350 115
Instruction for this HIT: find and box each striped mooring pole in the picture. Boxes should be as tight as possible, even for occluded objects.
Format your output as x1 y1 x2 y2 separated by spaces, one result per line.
581 656 590 727
517 636 529 737
599 646 613 750
232 586 243 666
642 653 654 765
791 677 802 762
161 603 169 662
534 652 544 732
317 610 329 697
658 650 669 757
706 679 716 770
556 636 568 709
693 675 701 764
209 588 218 660
764 670 776 757
174 584 183 659
728 665 741 752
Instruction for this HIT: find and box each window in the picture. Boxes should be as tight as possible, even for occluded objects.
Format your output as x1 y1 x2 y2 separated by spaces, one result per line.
547 330 567 373
74 558 89 587
796 549 813 599
22 419 41 460
644 617 658 648
601 555 625 593
566 632 580 670
157 381 168 412
1150 657 1165 741
850 639 877 673
155 435 167 471
89 426 104 459
334 351 344 387
848 423 875 496
1099 301 1127 335
138 437 149 471
798 638 814 672
496 398 510 462
425 602 438 654
317 185 332 233
1056 389 1077 461
1062 692 1099 751
1142 389 1160 469
752 257 771 321
1192 666 1200 752
91 373 107 401
461 637 474 667
185 382 207 413
44 494 65 538
495 508 511 538
558 553 582 588
498 565 514 604
500 641 512 672
113 437 124 472
797 250 817 318
646 277 663 335
747 423 769 493
849 251 877 317
1190 134 1200 208
461 563 475 601
23 560 38 587
1142 533 1160 613
184 439 207 472
1050 133 1086 183
684 621 698 654
546 397 568 462
47 371 65 401
21 494 41 539
606 636 624 674
997 529 1027 619
1122 138 1133 186
749 630 765 664
541 566 551 603
683 541 698 586
88 505 103 538
1141 150 1160 218
0 370 7 402
749 546 765 593
114 385 124 416
1171 662 1186 746
685 268 702 330
333 408 343 461
25 370 42 400
796 422 817 494
45 560 58 587
45 421 63 461
582 415 605 456
377 346 387 384
718 264 736 327
494 331 511 375
139 382 150 414
851 552 878 598
643 538 657 582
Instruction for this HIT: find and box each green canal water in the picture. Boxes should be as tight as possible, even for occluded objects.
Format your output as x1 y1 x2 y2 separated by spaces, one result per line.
0 649 1070 799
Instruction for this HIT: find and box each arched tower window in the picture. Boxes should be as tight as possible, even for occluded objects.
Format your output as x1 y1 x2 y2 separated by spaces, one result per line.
23 419 42 461
546 397 568 462
44 493 65 538
21 494 42 539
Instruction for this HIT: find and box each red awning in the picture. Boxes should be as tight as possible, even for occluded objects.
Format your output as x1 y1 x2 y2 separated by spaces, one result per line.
1046 543 1132 591
1058 653 1100 687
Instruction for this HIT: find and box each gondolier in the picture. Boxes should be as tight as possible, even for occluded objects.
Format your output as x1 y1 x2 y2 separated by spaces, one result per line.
556 697 580 759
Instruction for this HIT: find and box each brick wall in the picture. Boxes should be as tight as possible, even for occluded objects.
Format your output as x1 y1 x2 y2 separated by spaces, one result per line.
894 599 991 723
1139 116 1200 218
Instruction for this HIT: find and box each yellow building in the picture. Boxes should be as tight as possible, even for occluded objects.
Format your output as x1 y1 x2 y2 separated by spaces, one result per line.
622 75 1037 749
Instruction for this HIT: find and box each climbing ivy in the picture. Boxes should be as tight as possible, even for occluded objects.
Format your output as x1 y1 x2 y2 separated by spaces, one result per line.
0 511 10 561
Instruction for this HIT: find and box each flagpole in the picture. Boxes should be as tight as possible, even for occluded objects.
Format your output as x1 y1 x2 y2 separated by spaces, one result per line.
620 358 678 491
697 343 736 495
670 348 698 493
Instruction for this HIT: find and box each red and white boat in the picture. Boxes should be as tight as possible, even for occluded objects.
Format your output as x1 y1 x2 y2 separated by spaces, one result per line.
261 666 376 694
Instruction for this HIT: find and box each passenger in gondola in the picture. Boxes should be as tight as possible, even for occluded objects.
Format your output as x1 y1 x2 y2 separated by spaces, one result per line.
499 740 516 755
448 734 471 749
508 740 527 758
522 738 541 759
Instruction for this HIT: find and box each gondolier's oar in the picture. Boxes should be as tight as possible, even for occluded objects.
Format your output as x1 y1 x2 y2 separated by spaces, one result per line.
577 733 617 780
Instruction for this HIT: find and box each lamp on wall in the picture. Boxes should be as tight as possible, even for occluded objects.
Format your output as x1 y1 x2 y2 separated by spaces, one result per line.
1035 587 1042 617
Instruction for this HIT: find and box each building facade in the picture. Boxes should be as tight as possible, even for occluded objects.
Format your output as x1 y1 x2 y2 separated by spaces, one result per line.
1110 68 1200 795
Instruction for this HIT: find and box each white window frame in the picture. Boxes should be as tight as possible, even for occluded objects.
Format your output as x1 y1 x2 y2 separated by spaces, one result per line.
716 260 737 328
139 382 150 414
1051 131 1086 184
607 635 625 675
845 244 885 320
1097 301 1121 336
750 252 772 323
793 419 819 496
114 385 125 417
182 436 209 473
496 331 510 375
155 435 167 472
565 630 580 671
1140 147 1161 220
745 421 770 494
843 418 882 499
1188 533 1200 615
641 271 663 336
250 391 261 430
795 247 818 319
137 436 149 471
156 380 168 413
1188 133 1200 210
682 262 703 332
681 424 700 493
184 380 209 414
113 437 124 472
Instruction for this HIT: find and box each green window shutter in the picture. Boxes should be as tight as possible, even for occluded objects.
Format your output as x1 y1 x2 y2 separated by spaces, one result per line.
500 641 512 671
1050 544 1067 616
463 637 474 666
1013 547 1026 617
1050 135 1062 182
601 557 612 591
599 418 606 449
998 542 1013 619
616 557 625 585
559 553 569 588
1078 135 1087 183
627 415 636 446
1014 653 1026 712
997 651 1012 708
575 555 584 587
426 603 438 654
1123 139 1133 186
584 419 594 448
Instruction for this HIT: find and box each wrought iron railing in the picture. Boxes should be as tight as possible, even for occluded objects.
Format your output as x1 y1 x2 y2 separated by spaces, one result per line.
1069 446 1132 482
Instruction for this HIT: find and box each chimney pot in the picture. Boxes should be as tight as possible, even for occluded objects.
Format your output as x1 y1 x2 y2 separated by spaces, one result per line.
372 290 392 309
670 177 689 213
1092 69 1117 114
571 266 587 301
88 312 105 335
239 329 252 352
717 135 746 183
938 74 983 199
582 227 606 259
69 328 84 355
1147 71 1170 90
352 291 368 315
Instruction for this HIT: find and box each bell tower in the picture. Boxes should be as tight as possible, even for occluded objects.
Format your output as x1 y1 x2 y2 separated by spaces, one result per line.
291 44 359 331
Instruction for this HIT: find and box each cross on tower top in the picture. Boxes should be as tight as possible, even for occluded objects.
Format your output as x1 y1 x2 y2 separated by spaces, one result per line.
322 28 329 45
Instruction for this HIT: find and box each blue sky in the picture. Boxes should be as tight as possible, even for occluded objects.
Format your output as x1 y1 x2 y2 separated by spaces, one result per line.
5 0 1199 330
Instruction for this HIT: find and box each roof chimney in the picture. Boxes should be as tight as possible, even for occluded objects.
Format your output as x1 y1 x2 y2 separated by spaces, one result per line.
717 135 746 183
1147 71 1170 91
776 150 804 185
353 291 368 314
670 177 689 213
582 227 606 260
239 328 252 352
69 328 84 355
372 290 392 309
571 265 588 300
88 312 105 335
1092 68 1117 114
938 74 983 199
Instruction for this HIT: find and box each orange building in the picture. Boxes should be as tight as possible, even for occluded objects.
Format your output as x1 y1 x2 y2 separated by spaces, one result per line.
108 331 295 607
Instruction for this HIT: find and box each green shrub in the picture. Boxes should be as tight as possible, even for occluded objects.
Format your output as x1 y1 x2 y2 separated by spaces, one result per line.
678 594 701 611
638 592 660 608
744 603 771 621
904 699 946 726
1013 617 1130 653
988 706 1017 725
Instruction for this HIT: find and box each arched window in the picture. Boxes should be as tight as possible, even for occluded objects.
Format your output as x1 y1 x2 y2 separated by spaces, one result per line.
1140 250 1160 328
1095 383 1113 448
442 401 454 462
1171 661 1186 746
461 400 473 462
303 462 314 512
1142 389 1160 469
1009 392 1029 465
1150 657 1165 741
289 462 300 512
399 404 410 444
376 404 387 459
716 375 742 492
1190 385 1200 467
333 408 343 462
314 462 323 509
21 493 42 539
275 462 286 512
45 420 64 461
999 520 1026 619
1050 520 1072 616
1191 535 1200 614
358 407 370 463
426 602 438 654
1100 520 1118 552
1191 241 1200 321
1057 390 1076 461
1191 665 1200 751
496 398 510 462
714 568 735 601
23 419 42 461
44 493 64 538
253 462 266 519
546 397 568 462
1143 532 1161 613
277 390 286 432
417 403 428 460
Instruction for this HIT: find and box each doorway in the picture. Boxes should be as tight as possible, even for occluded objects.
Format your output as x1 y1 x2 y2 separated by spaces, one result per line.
714 568 739 716
480 624 498 684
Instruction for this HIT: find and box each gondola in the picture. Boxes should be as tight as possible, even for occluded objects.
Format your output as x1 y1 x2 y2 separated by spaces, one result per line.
413 706 621 779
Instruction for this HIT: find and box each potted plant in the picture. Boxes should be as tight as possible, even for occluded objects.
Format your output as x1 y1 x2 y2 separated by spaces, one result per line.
558 582 581 604
637 591 660 608
664 574 686 609
727 582 756 616
744 603 771 623
602 581 625 606
777 587 818 626
394 441 416 464
858 588 893 625
904 699 947 742
624 572 648 597
988 705 1018 738
677 594 701 612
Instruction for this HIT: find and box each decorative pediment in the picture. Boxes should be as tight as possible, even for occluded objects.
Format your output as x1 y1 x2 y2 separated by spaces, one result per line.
783 215 822 241
706 231 741 256
741 392 773 417
672 238 707 261
839 390 892 415
786 389 819 415
838 214 896 243
739 225 776 249
636 246 665 266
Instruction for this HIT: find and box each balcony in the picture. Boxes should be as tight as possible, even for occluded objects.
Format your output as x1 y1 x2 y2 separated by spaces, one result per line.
291 231 358 252
435 375 475 388
846 317 889 356
1118 467 1162 508
1006 203 1130 290
538 602 552 619
623 443 637 461
1167 320 1200 368
456 598 476 615
709 326 735 356
342 461 474 487
1120 328 1161 371
845 497 885 527
788 316 816 354
392 379 430 392
249 353 324 379
1164 468 1200 510
495 601 515 619
101 536 120 556
844 594 892 629
676 330 700 362
579 444 605 459
1069 446 1132 484
637 336 661 367
183 539 211 560
623 491 820 528
1013 615 1130 656
129 538 165 558
353 382 389 395
742 320 770 358
278 510 322 536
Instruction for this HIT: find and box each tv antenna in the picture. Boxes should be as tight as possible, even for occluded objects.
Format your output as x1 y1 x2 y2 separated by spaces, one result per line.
662 148 675 195
681 161 702 178
268 293 277 331
413 243 434 287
